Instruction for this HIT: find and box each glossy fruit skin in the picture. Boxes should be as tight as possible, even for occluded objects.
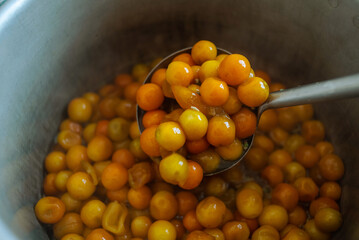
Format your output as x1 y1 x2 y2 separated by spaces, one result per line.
216 138 243 161
131 216 152 238
200 77 229 106
60 193 82 213
186 137 210 154
66 145 89 172
204 228 225 240
142 109 167 128
236 189 263 219
191 149 221 173
140 125 161 157
45 151 67 173
207 115 235 147
87 135 113 162
112 149 135 169
241 181 263 198
115 99 136 120
196 196 226 228
35 196 66 224
60 118 84 135
106 186 129 203
223 87 242 115
136 83 164 111
101 162 128 191
159 153 189 185
80 200 106 228
237 77 269 107
186 230 215 240
232 108 257 139
156 121 186 152
173 53 196 66
147 220 177 240
222 221 250 240
282 227 310 240
57 130 82 150
258 205 288 231
166 61 194 87
151 68 167 87
170 219 185 239
179 109 208 141
55 170 73 192
85 228 114 240
199 60 220 82
191 40 217 65
53 213 84 239
61 233 85 240
68 97 93 123
150 191 178 220
66 172 96 200
218 54 251 86
179 160 203 190
127 185 152 210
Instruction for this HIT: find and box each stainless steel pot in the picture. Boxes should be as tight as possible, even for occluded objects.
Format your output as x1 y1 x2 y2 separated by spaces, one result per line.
0 0 358 239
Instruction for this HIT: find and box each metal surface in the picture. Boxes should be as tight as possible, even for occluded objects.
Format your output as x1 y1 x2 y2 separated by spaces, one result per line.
259 74 359 115
0 0 359 239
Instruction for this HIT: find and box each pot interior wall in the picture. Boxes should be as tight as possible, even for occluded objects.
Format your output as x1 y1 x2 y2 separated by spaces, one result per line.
0 0 359 239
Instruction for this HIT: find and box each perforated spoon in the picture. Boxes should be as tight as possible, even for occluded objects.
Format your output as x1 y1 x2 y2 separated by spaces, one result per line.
136 47 359 176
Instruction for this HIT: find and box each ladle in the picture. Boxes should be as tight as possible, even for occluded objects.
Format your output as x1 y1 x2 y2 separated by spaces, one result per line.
136 47 359 176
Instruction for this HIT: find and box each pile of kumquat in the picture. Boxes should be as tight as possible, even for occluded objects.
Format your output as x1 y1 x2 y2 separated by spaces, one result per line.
35 40 343 240
137 40 269 178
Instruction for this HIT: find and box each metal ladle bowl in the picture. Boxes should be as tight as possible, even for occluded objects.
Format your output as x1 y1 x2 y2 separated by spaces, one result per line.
137 47 359 176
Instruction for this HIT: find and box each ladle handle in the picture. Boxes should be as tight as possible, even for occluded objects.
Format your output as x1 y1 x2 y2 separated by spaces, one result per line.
258 74 359 115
